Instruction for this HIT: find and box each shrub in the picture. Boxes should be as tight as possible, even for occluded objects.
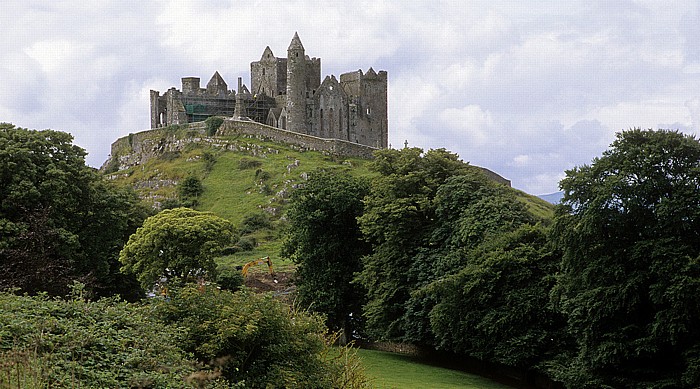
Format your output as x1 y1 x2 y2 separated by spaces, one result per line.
216 269 244 291
255 168 271 181
205 116 224 137
160 198 183 210
151 284 358 388
178 175 204 207
238 157 262 170
236 236 256 251
202 151 217 173
240 213 272 234
0 283 197 387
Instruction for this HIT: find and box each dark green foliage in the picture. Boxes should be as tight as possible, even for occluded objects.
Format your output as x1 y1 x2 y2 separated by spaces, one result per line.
235 235 256 251
356 148 467 341
237 157 263 170
427 224 566 369
202 151 216 173
282 170 371 341
178 175 204 207
240 212 272 234
160 197 183 210
255 168 271 181
204 116 224 137
0 123 149 297
0 284 197 387
152 284 345 388
119 207 234 289
215 268 244 291
552 129 700 388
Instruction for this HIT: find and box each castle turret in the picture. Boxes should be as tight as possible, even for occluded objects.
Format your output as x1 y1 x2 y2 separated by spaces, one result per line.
286 32 307 134
182 77 201 95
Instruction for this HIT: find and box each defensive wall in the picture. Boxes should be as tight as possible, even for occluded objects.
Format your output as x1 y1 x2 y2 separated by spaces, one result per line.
106 119 378 171
217 119 377 159
106 119 510 187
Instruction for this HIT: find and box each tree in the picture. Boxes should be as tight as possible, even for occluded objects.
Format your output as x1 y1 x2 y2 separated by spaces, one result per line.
177 175 204 207
0 123 149 297
355 148 474 342
282 170 370 342
427 224 566 371
552 129 700 388
119 207 234 289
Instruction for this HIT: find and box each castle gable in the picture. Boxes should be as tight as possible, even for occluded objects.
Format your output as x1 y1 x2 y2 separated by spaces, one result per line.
206 71 228 97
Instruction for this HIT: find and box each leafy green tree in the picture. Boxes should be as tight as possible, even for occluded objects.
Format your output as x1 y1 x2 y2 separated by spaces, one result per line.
177 175 204 207
119 207 234 289
552 129 700 388
152 283 368 388
427 224 566 371
282 170 370 342
0 123 149 297
355 148 473 342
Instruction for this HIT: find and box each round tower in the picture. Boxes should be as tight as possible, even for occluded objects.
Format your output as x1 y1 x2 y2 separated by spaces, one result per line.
286 32 307 134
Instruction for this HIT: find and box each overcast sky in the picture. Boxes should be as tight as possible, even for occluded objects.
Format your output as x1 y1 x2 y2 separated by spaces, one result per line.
2 1 699 194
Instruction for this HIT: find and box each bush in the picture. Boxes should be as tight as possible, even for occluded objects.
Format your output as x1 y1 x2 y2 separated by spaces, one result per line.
0 284 197 387
238 157 262 170
236 236 256 251
202 151 216 173
160 198 183 210
152 284 359 388
178 175 204 207
216 269 244 291
205 116 224 137
255 168 271 181
240 213 272 234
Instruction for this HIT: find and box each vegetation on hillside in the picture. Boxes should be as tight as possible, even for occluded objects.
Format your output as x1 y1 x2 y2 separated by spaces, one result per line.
4 121 699 388
0 123 149 299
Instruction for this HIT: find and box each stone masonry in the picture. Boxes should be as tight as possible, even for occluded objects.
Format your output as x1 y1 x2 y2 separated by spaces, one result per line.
150 33 388 149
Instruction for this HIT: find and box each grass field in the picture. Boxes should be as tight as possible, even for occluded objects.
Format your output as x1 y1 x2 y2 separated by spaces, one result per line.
357 349 514 389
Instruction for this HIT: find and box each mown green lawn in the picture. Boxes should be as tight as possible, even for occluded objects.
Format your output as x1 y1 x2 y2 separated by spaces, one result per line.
357 349 514 389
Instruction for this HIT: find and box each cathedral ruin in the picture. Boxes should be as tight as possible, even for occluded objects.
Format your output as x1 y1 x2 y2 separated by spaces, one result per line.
150 33 388 149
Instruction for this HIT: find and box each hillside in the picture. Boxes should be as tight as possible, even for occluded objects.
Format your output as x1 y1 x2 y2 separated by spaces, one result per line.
103 124 554 272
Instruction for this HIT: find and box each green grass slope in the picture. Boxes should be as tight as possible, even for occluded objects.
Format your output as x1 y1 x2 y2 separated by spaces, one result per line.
357 349 514 389
106 134 376 271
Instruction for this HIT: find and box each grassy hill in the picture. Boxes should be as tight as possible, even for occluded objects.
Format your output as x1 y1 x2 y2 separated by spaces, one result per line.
106 133 377 272
105 133 554 273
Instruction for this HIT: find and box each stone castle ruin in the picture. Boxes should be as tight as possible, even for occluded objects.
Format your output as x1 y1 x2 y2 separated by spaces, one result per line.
150 33 388 149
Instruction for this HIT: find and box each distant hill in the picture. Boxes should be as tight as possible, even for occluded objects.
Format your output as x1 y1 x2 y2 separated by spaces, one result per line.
538 191 564 204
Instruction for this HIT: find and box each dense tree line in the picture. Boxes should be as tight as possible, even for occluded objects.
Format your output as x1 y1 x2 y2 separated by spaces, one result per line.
284 129 700 388
0 123 150 299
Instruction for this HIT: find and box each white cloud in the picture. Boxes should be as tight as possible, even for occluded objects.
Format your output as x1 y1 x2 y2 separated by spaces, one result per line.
439 105 494 146
2 0 700 194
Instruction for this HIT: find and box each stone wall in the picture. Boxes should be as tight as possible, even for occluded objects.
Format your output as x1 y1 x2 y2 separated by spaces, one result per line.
105 119 378 171
217 119 378 159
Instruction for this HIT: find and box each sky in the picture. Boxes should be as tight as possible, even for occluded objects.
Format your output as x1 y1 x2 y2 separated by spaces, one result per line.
2 1 699 195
